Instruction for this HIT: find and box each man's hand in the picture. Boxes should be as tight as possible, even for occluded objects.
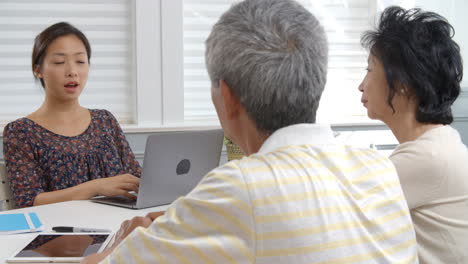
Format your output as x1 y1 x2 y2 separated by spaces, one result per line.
112 216 152 247
112 211 165 247
147 211 165 221
81 211 165 264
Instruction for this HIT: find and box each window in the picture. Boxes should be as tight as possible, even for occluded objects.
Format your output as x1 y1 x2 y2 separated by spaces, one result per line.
0 0 135 124
3 0 459 133
181 0 378 125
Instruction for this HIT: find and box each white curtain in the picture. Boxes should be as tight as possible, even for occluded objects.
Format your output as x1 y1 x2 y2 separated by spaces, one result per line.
0 0 135 124
183 0 376 124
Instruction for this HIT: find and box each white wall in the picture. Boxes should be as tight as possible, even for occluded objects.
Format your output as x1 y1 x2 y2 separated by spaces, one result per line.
415 0 468 89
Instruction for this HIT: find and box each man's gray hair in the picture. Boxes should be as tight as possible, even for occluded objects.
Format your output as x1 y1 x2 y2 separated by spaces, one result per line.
206 0 328 134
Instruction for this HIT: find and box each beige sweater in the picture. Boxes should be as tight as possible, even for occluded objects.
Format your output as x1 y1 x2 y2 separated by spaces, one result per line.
390 125 468 264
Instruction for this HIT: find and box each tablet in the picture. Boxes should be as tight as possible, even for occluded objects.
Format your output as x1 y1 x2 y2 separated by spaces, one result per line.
7 233 113 263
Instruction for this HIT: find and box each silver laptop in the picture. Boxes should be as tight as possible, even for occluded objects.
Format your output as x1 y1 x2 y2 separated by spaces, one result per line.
92 129 224 209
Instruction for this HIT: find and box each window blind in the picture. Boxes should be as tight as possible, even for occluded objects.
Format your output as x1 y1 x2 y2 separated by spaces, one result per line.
183 0 375 124
0 0 135 125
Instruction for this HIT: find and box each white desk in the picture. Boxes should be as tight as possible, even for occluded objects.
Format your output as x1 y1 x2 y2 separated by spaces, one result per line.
0 200 169 264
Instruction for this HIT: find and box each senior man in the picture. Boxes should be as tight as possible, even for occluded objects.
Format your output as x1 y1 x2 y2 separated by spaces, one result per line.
85 0 417 263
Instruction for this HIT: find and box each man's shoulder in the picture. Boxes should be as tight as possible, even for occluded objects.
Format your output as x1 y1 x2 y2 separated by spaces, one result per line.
257 143 392 165
227 144 396 181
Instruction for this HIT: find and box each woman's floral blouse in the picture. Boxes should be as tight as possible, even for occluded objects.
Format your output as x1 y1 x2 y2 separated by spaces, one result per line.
2 109 142 208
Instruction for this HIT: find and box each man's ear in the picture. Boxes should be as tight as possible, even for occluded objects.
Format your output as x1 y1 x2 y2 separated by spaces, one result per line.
220 80 241 120
33 64 43 78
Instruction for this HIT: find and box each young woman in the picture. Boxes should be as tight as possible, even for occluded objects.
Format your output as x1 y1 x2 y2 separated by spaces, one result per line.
2 22 141 208
358 6 468 263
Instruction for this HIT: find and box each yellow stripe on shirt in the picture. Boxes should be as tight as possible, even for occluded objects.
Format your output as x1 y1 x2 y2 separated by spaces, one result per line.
142 232 193 264
183 197 254 238
244 167 395 191
259 145 377 159
156 207 229 264
179 199 254 262
124 236 146 264
258 224 414 257
312 237 417 264
256 194 405 223
134 228 169 264
194 184 251 216
259 207 410 240
113 247 126 264
157 206 238 264
240 154 390 178
252 180 401 207
205 171 247 191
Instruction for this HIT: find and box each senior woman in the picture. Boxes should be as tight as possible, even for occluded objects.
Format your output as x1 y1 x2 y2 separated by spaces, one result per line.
358 6 468 263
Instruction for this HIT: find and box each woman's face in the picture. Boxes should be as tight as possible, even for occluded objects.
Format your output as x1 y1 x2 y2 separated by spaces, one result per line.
358 54 396 121
34 34 89 102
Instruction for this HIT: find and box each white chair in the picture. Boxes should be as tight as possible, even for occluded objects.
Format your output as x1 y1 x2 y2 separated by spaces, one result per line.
0 163 15 211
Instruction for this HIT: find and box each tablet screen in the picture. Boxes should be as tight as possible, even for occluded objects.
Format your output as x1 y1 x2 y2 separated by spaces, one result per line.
12 233 111 258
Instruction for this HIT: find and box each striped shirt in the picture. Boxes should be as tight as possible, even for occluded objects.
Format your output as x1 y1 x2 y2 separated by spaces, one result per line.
102 124 417 263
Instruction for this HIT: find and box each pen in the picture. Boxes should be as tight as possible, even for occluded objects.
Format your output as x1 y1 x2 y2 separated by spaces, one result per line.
52 226 111 233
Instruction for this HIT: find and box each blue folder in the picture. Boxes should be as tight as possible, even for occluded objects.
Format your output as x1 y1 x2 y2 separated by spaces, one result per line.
0 212 44 234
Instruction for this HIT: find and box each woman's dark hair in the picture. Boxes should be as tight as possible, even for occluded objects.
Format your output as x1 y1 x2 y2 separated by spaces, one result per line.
32 22 91 88
361 6 463 124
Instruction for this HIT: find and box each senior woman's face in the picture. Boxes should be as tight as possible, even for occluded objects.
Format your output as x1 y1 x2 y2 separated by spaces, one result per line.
358 55 395 121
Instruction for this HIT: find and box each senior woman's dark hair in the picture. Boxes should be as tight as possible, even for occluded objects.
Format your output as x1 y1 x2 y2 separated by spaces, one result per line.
32 22 91 88
361 6 463 124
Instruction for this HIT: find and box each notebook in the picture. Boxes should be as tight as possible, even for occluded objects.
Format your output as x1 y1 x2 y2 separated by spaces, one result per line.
0 212 44 235
92 129 224 209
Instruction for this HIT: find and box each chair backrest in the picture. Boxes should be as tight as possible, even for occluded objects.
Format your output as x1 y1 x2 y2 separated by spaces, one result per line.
0 162 15 211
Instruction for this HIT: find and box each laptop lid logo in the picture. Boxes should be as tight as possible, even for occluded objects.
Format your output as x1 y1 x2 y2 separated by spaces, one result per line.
176 159 191 175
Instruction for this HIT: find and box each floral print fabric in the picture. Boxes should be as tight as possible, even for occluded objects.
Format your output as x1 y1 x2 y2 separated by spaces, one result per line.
2 109 141 208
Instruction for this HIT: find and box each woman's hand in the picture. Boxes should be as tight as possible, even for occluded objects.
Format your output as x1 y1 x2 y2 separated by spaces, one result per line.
34 174 139 206
91 174 140 199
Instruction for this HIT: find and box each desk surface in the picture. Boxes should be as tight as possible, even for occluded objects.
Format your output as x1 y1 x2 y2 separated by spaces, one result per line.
0 200 169 264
